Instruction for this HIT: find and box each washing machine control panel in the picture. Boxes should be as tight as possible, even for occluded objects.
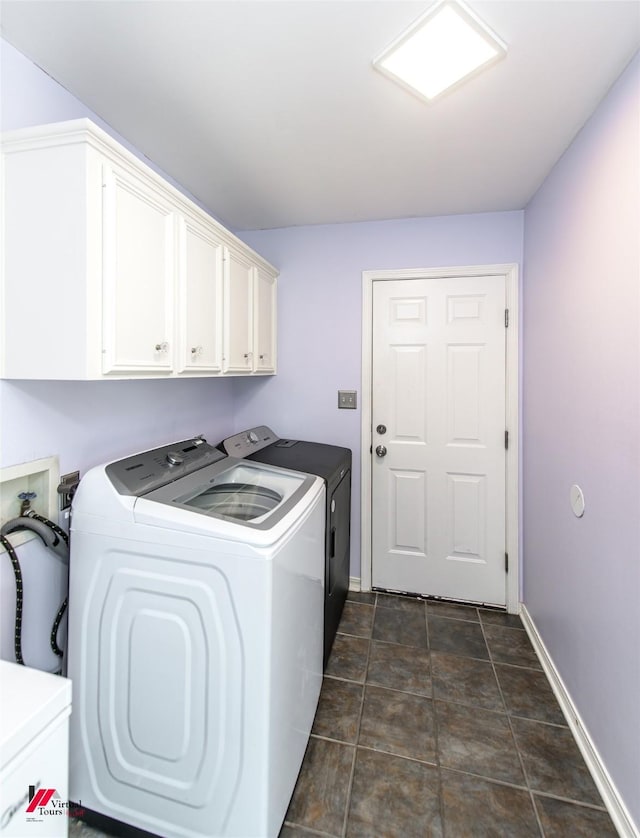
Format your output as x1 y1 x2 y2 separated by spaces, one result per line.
106 437 227 496
222 426 279 458
166 451 185 466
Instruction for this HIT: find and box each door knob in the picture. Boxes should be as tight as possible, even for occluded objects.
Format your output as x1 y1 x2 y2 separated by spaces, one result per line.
375 445 387 458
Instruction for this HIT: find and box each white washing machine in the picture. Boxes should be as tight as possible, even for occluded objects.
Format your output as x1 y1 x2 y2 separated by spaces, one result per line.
66 437 325 838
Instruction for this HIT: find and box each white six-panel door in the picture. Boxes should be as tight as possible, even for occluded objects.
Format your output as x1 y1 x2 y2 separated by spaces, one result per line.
371 275 507 605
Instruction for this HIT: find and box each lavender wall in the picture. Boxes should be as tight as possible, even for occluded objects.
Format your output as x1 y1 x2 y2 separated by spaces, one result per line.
523 53 640 826
0 40 525 666
0 41 238 668
0 40 221 217
237 213 524 578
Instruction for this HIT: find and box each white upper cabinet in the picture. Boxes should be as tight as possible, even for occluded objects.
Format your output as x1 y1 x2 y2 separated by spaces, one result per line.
254 267 277 374
223 246 255 374
178 214 224 374
0 119 277 380
223 250 278 375
102 163 176 375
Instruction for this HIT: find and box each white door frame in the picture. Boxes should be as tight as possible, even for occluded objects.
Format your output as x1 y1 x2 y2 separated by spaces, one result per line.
360 264 520 613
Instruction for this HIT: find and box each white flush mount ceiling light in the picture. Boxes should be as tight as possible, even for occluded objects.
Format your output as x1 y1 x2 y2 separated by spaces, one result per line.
373 0 507 103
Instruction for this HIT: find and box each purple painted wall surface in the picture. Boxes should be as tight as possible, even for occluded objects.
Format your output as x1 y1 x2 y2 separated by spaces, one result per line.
237 214 524 578
523 52 640 826
0 40 220 217
0 39 525 667
0 41 238 668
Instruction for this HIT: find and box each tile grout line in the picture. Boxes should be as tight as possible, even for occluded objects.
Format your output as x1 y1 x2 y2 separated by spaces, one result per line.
526 788 613 812
281 819 341 838
479 612 546 838
339 592 376 838
336 740 438 768
425 603 449 838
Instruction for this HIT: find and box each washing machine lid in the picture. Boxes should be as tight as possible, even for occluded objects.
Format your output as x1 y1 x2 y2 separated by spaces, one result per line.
141 459 317 530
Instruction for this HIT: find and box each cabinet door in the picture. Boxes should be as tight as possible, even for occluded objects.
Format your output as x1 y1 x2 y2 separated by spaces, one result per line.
177 216 224 373
102 164 175 374
223 247 254 373
253 268 277 373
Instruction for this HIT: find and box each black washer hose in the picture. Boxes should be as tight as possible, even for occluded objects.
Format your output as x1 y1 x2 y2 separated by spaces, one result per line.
0 513 70 668
0 533 25 665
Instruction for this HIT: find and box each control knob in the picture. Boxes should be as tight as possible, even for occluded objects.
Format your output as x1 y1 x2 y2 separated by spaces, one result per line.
248 431 259 444
166 451 184 466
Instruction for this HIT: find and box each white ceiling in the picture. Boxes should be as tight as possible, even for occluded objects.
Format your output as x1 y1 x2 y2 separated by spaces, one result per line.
1 1 639 230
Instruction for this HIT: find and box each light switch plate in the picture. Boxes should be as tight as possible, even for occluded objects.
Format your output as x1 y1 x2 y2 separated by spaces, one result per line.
338 390 357 409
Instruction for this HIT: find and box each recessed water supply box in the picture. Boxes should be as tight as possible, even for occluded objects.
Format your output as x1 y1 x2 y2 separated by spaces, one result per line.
0 457 59 549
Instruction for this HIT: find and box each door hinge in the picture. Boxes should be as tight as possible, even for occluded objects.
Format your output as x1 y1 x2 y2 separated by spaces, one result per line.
505 308 510 328
505 430 509 450
505 552 509 573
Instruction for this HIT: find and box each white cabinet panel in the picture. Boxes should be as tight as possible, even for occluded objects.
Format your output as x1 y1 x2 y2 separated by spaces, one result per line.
223 248 254 374
102 165 175 374
178 215 224 373
223 256 278 375
254 267 277 373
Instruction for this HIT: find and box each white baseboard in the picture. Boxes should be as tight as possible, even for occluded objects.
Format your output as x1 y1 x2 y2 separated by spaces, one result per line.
348 576 361 592
520 605 638 838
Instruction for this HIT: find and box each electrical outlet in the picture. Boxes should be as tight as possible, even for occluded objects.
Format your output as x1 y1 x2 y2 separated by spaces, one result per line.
338 390 357 409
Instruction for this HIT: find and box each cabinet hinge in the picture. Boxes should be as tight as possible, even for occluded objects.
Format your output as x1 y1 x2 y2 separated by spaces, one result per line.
505 430 509 450
505 308 510 328
505 552 509 573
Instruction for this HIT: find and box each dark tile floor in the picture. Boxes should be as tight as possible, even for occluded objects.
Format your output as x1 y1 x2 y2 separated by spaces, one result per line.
281 591 618 837
69 591 619 838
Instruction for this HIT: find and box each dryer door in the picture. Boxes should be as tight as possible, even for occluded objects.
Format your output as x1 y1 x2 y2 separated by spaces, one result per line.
328 470 351 597
325 469 351 666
